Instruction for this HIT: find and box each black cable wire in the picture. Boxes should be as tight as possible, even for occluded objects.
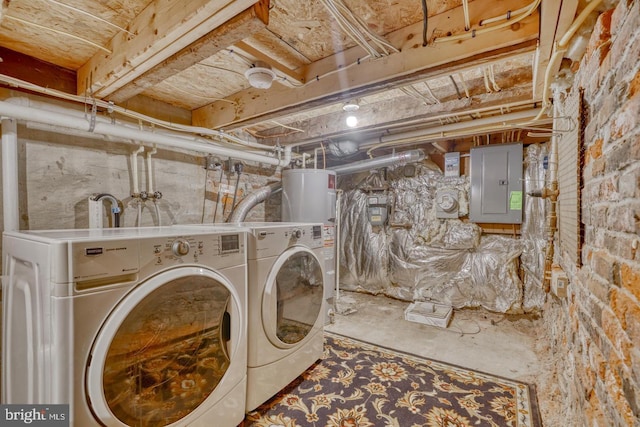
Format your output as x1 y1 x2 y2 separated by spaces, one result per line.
212 168 224 223
449 75 462 99
421 0 428 46
226 166 242 222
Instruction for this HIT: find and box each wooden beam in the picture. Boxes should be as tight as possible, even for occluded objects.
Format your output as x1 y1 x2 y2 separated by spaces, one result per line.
108 1 269 103
77 0 259 98
533 0 579 99
0 47 76 94
193 0 539 130
255 68 535 145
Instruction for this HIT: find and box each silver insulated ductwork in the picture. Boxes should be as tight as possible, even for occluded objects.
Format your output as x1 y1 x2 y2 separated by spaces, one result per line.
227 182 282 223
329 149 425 175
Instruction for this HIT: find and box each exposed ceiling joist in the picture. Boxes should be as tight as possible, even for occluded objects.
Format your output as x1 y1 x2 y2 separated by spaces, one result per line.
533 0 579 99
107 2 269 103
260 85 535 146
0 46 76 94
193 0 539 130
77 0 260 98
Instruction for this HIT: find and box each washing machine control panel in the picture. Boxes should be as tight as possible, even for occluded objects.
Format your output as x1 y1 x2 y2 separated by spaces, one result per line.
139 233 246 277
250 223 323 258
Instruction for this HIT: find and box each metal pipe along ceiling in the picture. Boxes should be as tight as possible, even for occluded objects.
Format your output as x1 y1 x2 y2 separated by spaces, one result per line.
329 149 425 175
0 98 291 167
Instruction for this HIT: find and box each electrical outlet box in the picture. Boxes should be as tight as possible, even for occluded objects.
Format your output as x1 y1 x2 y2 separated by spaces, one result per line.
88 198 103 229
551 265 568 298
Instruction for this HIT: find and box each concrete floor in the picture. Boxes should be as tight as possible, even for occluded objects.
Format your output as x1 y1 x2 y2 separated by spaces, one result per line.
325 291 554 425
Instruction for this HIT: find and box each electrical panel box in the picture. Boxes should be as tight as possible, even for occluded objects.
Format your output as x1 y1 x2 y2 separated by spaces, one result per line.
470 143 523 224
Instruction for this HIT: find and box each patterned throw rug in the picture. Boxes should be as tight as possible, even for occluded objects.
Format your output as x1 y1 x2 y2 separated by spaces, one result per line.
242 332 541 427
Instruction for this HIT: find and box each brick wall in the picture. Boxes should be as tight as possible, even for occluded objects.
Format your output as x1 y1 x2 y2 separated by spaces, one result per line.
543 1 640 425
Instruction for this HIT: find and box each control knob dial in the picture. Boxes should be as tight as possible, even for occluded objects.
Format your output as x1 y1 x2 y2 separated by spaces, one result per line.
171 239 190 257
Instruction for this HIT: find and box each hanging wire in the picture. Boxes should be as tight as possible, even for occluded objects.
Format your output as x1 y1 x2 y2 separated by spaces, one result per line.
421 0 429 46
44 0 134 35
482 67 493 93
456 73 471 98
422 81 441 104
5 16 111 53
488 64 501 91
462 0 471 31
320 0 398 57
162 81 238 103
449 75 463 99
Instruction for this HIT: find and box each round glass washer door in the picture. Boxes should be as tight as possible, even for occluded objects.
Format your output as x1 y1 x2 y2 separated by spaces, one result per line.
262 246 324 349
86 267 240 427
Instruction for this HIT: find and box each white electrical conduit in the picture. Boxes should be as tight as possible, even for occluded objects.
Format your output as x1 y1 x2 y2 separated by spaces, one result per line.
462 0 471 30
0 74 278 152
534 0 605 122
479 4 530 26
364 108 544 155
320 0 398 57
0 98 291 167
287 99 537 149
433 0 541 44
2 117 19 232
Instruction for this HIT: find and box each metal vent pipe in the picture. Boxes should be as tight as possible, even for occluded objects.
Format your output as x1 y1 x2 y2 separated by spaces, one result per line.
227 182 282 223
329 149 425 175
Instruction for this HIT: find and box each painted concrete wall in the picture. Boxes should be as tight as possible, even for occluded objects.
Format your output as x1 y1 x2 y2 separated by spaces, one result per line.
0 98 282 275
543 1 640 425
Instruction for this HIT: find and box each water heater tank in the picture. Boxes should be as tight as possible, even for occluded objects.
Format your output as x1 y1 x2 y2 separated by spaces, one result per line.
282 169 337 223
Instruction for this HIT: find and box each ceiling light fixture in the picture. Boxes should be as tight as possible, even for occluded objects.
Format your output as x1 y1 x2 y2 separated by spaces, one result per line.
244 61 276 89
343 100 359 127
345 115 358 127
342 101 360 112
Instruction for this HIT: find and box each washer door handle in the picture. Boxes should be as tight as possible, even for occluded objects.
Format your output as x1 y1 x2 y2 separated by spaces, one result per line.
222 311 231 342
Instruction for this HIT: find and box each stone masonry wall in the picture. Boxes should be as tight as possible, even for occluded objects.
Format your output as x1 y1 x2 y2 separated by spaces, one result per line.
543 1 640 425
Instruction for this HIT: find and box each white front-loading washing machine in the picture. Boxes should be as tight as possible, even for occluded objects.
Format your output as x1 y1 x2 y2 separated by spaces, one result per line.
2 226 248 427
243 222 326 411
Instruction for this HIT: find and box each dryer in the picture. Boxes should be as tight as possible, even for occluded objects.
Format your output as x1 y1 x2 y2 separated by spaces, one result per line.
2 226 248 427
243 222 326 411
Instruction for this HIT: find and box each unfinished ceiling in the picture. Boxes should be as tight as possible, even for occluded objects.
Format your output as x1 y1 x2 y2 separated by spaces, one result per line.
0 0 596 164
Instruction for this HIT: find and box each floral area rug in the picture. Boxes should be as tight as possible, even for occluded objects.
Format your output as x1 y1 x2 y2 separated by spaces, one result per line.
241 332 541 427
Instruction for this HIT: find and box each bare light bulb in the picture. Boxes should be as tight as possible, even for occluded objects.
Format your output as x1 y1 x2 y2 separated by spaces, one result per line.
345 115 358 127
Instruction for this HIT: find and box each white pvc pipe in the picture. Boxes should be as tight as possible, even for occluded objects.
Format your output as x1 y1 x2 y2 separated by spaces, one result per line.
146 145 157 196
0 99 291 167
131 145 144 196
2 117 19 231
